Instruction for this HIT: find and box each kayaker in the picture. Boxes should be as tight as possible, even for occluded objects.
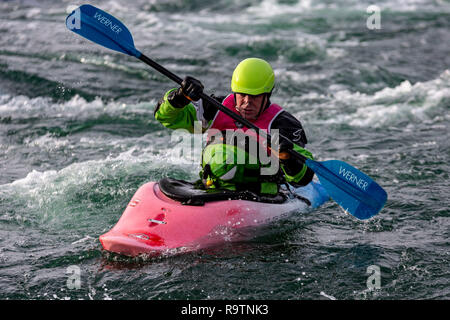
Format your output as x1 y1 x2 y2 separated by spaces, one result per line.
154 57 314 196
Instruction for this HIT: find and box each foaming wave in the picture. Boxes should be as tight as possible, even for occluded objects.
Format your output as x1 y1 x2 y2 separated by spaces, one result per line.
0 94 157 120
309 70 450 127
246 0 324 17
0 144 198 228
3 145 196 192
246 0 450 15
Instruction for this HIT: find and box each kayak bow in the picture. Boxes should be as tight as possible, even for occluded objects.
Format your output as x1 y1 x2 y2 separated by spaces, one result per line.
99 178 329 256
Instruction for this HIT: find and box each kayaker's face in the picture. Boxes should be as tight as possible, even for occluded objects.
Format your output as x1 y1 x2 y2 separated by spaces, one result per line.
235 93 265 120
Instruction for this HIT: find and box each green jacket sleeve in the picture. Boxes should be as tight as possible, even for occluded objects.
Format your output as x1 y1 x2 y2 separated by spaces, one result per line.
154 88 200 133
281 144 314 185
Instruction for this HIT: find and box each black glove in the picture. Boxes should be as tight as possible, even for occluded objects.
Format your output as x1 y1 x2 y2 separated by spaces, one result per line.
167 76 204 108
278 138 293 154
181 76 204 101
278 138 306 175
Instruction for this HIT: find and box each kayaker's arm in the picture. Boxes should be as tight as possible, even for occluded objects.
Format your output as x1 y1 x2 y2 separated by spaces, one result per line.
271 112 315 186
154 76 207 133
154 89 225 132
154 88 199 133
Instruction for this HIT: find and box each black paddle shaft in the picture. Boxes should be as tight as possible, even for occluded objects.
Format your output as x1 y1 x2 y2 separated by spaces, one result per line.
139 54 183 83
138 53 307 163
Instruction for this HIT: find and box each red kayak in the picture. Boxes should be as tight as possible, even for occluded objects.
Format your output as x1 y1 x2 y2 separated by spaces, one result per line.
99 178 329 257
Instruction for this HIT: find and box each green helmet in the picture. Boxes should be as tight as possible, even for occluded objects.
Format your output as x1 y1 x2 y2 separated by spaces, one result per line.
231 58 275 95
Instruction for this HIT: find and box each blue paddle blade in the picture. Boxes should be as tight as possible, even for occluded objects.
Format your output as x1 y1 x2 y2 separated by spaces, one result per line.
306 159 388 220
65 4 141 58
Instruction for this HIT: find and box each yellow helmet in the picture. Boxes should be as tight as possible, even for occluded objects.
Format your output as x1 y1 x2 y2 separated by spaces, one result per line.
231 58 275 95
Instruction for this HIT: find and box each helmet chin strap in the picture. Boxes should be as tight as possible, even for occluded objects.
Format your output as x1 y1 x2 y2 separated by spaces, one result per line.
256 91 272 119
